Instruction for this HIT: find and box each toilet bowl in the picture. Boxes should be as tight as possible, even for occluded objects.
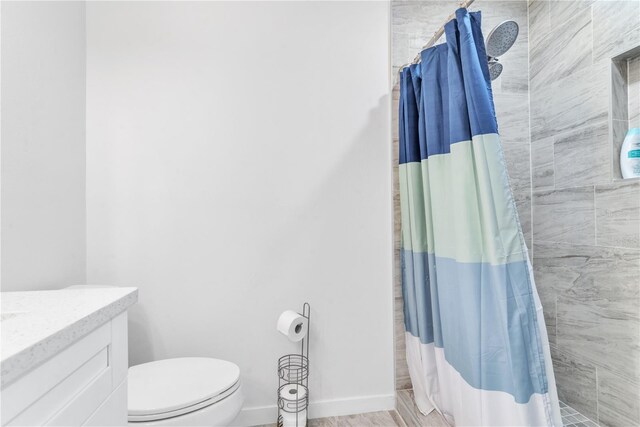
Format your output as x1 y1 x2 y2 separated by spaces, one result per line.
61 287 244 425
127 357 244 426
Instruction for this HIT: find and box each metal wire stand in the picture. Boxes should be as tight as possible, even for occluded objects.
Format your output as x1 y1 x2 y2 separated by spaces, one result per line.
277 303 310 427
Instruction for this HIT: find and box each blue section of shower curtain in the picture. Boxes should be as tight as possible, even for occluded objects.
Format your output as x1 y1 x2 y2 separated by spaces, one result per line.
400 9 497 164
401 250 547 403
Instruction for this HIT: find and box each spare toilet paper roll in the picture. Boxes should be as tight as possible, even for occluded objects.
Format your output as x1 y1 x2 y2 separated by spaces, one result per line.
279 383 308 402
279 383 308 418
277 310 308 342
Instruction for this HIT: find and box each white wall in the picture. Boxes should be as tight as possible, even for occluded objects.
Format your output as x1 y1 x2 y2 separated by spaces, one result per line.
1 1 86 291
85 1 393 424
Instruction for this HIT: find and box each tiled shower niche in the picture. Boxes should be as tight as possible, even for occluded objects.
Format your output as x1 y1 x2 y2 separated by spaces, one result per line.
611 45 640 180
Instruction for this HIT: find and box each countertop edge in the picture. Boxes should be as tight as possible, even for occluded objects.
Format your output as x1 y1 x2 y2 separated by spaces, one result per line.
1 288 138 388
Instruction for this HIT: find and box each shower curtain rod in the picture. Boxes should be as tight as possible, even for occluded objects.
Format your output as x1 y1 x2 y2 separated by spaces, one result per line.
398 0 476 73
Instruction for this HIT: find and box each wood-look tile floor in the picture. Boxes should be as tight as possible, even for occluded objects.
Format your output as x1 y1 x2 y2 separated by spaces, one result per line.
257 394 599 426
307 410 404 426
254 411 401 427
255 389 449 426
395 389 449 427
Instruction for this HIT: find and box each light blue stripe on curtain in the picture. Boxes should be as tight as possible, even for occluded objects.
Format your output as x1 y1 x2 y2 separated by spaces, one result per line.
401 249 547 404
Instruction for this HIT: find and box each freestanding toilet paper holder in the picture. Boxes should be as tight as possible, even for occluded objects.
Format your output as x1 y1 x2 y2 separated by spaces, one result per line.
277 303 310 427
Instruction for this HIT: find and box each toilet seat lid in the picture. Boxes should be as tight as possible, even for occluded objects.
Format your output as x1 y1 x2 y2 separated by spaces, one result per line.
128 357 240 417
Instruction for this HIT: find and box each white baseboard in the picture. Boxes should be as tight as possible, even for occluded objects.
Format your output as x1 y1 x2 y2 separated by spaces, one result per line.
233 393 396 427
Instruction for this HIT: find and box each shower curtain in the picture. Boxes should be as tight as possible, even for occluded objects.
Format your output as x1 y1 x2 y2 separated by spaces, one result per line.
398 9 562 426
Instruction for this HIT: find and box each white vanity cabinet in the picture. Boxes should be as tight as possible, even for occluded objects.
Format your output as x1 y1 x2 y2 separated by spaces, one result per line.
1 288 138 427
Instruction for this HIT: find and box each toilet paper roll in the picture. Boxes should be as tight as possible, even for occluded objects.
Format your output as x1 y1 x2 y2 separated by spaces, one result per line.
279 383 308 402
277 310 308 342
279 383 308 425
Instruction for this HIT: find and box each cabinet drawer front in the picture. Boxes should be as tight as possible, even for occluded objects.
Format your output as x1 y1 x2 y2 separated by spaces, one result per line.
2 323 111 425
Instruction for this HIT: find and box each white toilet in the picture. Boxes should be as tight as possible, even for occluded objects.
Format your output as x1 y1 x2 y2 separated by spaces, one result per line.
127 357 244 426
62 287 243 425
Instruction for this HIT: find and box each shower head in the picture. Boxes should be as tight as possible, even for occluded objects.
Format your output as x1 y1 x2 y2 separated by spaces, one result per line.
486 20 519 59
485 20 518 81
488 60 503 81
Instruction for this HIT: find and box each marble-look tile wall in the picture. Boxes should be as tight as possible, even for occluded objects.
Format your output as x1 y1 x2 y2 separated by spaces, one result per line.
391 0 530 391
529 1 640 426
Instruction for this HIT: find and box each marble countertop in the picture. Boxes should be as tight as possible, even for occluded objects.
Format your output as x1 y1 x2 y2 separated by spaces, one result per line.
1 287 138 387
